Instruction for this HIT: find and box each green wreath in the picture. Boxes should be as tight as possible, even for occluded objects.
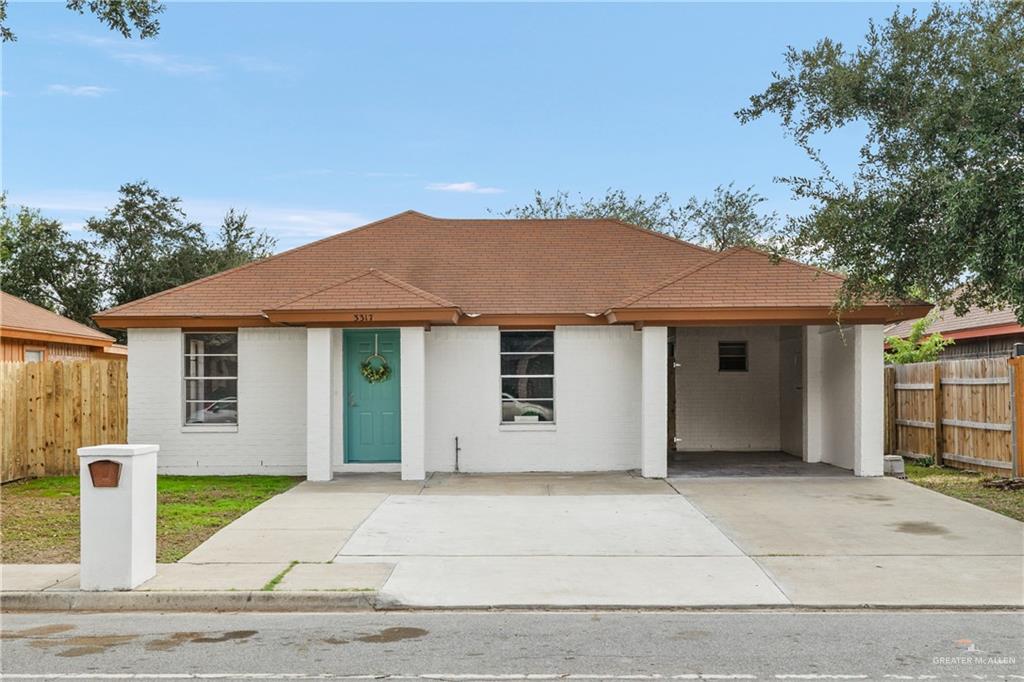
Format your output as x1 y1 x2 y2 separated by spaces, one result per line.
360 354 392 383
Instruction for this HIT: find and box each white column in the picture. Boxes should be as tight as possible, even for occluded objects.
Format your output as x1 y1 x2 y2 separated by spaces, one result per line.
400 326 426 481
78 444 158 590
854 324 885 476
306 328 333 481
802 325 824 463
640 326 668 478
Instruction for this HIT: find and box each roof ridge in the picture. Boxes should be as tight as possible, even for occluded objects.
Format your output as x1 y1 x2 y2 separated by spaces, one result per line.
731 245 847 282
608 247 740 310
94 211 432 318
267 267 458 311
444 219 716 256
365 268 458 308
602 218 717 255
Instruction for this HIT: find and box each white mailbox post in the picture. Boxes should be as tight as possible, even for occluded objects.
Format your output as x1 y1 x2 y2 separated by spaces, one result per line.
77 444 159 591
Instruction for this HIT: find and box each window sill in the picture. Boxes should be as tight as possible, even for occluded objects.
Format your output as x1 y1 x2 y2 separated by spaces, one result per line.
498 423 557 432
181 424 238 434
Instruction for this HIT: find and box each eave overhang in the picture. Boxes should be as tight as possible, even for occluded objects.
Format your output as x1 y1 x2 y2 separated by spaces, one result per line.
91 314 277 330
263 307 462 326
0 325 114 348
605 304 933 326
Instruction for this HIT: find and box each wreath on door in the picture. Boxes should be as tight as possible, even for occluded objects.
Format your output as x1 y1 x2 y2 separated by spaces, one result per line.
360 334 392 383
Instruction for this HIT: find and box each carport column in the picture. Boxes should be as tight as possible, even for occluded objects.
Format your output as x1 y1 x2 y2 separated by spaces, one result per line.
306 328 334 481
640 326 668 478
854 324 885 476
802 325 824 463
400 326 427 481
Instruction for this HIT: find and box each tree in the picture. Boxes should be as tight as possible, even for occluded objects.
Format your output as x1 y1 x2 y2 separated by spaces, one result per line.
85 181 209 308
498 189 688 238
682 183 778 252
884 313 954 364
1 0 163 42
737 2 1024 322
208 208 276 272
0 199 105 326
2 184 276 338
499 186 775 250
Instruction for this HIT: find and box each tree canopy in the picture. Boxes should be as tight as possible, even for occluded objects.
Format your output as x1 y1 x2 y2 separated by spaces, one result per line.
0 0 163 42
499 185 777 251
0 201 105 325
737 1 1024 322
0 182 276 331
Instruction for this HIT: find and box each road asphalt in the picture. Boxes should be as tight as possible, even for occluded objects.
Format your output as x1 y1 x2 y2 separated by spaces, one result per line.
1 610 1021 679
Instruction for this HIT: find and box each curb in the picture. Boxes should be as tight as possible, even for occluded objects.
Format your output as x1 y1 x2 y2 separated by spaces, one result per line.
0 590 378 612
2 591 1019 612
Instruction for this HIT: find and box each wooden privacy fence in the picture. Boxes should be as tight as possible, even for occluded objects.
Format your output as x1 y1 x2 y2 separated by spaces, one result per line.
1 359 127 483
884 356 1024 477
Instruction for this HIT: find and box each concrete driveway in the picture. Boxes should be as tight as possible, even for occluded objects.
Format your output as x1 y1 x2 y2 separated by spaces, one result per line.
181 472 1024 608
671 476 1024 606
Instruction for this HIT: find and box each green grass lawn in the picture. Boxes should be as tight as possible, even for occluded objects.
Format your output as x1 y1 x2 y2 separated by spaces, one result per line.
1 475 300 563
904 462 1024 522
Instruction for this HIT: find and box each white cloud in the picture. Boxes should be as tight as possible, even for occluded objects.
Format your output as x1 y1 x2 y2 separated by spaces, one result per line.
47 84 112 97
57 32 215 76
111 50 215 76
182 199 367 242
7 189 367 248
9 189 114 213
425 181 504 194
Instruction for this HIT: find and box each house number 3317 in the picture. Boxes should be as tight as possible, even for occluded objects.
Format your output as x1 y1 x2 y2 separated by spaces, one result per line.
353 313 374 321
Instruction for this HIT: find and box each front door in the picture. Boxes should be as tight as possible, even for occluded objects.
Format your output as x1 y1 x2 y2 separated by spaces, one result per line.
344 330 401 462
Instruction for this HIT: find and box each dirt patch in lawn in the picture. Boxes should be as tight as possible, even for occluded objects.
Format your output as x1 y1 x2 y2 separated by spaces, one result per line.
905 463 1024 523
0 475 300 563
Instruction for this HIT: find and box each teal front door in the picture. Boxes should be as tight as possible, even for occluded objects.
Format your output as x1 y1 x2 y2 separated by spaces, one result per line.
344 330 401 463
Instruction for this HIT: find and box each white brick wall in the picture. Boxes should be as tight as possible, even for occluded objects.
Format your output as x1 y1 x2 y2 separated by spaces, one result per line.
128 327 307 475
674 326 782 451
424 325 642 472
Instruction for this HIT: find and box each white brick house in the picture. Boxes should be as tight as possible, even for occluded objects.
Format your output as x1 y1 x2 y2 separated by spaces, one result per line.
95 212 928 480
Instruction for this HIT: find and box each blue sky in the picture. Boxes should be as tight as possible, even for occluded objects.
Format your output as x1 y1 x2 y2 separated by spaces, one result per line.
2 2 907 251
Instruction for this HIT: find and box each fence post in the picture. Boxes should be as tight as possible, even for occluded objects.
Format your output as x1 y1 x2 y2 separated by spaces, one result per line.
932 363 944 466
1010 356 1023 477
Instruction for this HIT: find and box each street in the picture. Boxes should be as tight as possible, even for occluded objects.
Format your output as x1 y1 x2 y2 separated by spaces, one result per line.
1 611 1021 680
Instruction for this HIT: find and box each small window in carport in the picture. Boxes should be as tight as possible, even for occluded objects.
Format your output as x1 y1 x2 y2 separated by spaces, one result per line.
718 341 748 372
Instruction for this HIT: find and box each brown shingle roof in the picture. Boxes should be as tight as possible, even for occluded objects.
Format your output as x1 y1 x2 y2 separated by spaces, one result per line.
616 247 850 309
93 211 917 324
97 211 717 318
271 269 458 311
1 291 114 345
887 303 1023 338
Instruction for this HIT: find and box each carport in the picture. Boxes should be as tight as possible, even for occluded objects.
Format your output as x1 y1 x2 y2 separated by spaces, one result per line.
664 323 882 477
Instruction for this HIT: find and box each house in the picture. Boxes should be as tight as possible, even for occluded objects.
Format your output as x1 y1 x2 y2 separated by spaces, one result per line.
92 211 928 480
886 302 1024 359
1 291 125 362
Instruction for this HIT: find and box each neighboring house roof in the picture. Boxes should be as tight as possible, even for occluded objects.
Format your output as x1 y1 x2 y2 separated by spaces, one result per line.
886 302 1024 342
94 211 928 328
1 291 115 347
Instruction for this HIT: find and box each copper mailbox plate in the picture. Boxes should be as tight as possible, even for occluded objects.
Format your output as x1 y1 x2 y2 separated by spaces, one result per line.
88 459 122 487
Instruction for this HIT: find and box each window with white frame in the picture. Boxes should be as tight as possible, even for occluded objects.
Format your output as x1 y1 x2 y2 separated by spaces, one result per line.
500 330 554 423
183 332 238 425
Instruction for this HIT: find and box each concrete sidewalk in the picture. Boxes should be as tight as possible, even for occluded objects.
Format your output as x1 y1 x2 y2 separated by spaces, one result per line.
3 472 1022 610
